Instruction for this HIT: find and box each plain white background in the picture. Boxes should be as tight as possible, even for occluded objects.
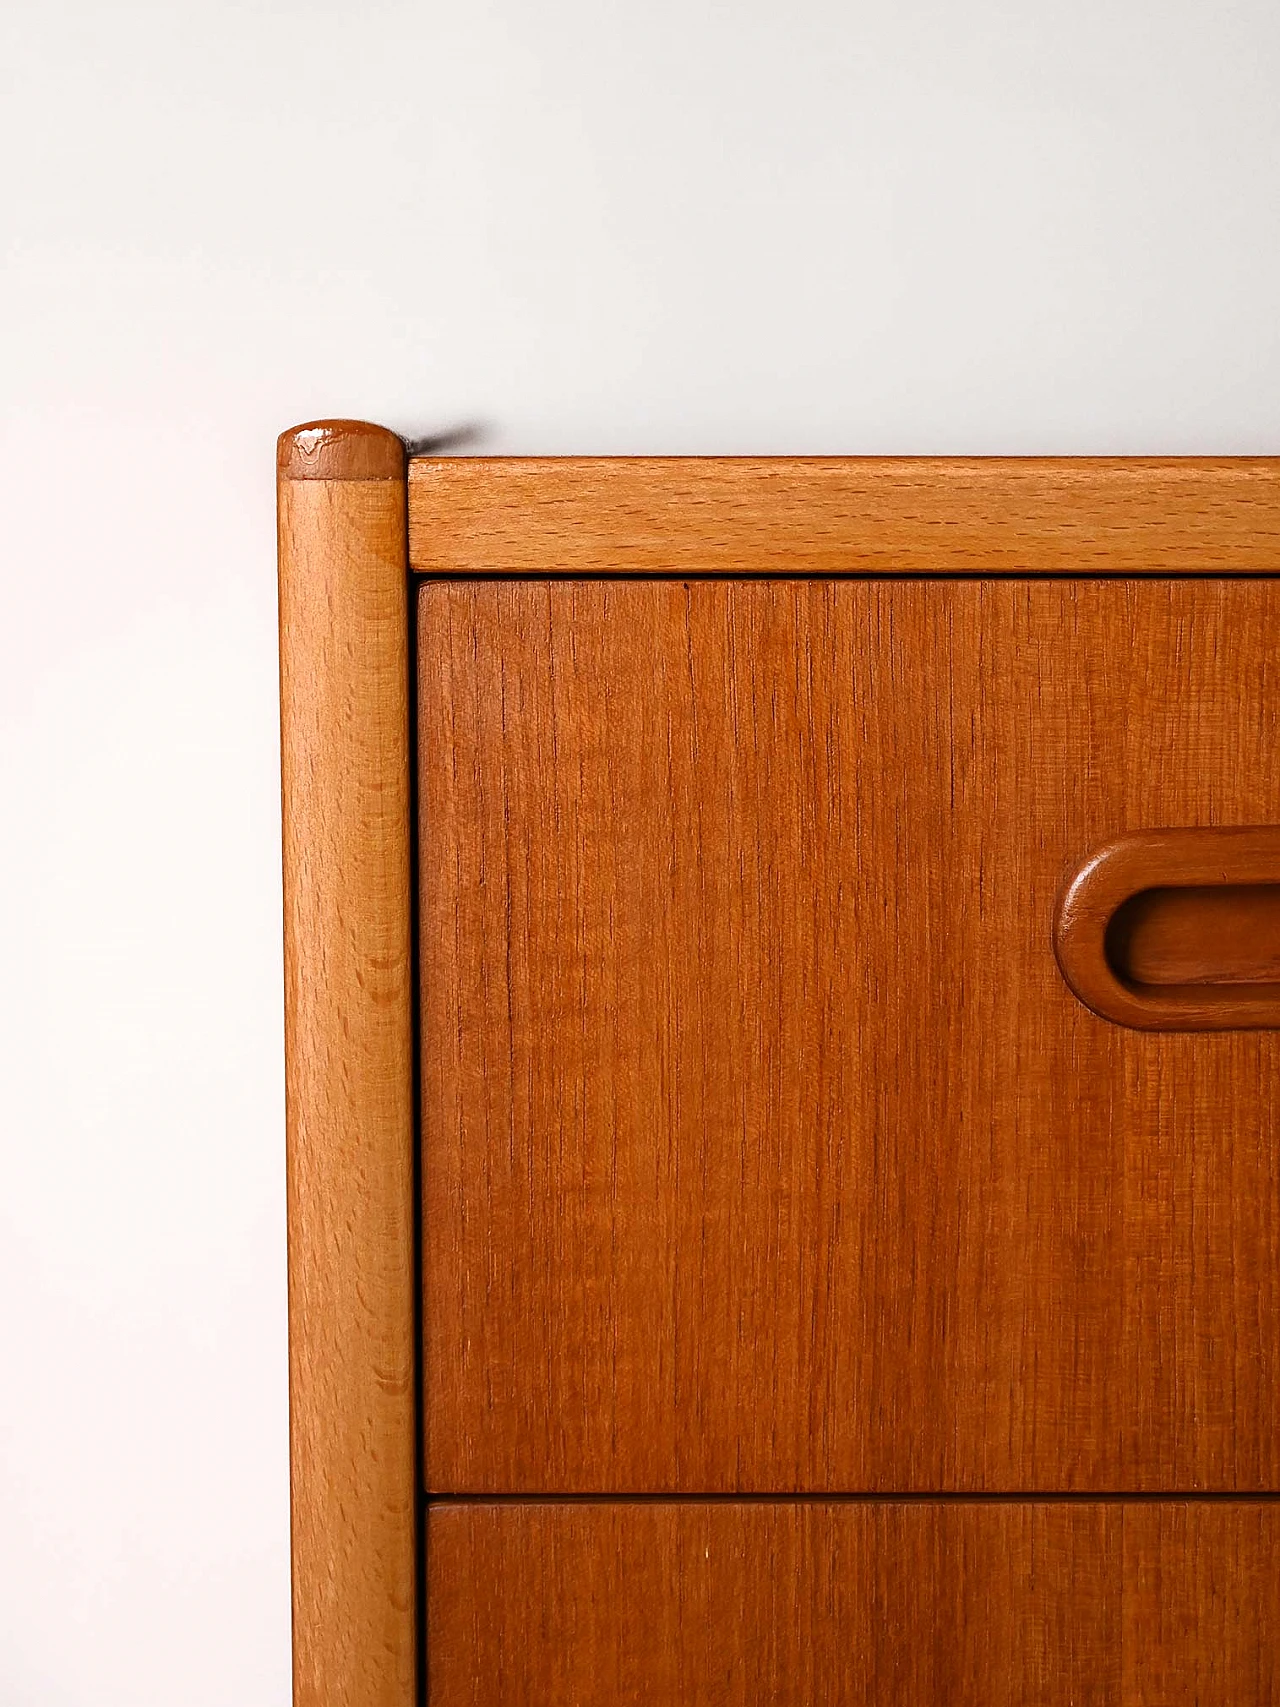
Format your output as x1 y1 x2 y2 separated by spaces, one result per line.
3 1 1280 1700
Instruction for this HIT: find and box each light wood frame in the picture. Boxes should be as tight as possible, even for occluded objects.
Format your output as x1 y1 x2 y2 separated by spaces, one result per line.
278 421 417 1707
408 455 1280 573
279 425 1280 1707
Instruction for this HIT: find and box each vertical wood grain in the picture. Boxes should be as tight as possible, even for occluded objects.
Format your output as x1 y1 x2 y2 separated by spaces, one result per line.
426 1500 1120 1706
279 422 416 1707
420 579 1280 1494
425 1500 1280 1707
1122 1503 1280 1705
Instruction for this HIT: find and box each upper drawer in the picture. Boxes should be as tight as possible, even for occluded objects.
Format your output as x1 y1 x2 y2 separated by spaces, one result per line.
419 578 1280 1495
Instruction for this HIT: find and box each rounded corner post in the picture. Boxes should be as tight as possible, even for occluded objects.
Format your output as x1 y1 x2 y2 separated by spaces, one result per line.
277 418 406 483
276 423 417 1707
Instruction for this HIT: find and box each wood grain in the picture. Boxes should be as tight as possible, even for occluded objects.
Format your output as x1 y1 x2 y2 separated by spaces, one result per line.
279 422 416 1707
280 418 406 482
1123 1502 1280 1704
420 579 1280 1494
407 457 1280 574
1114 885 1280 988
426 1500 1280 1705
1055 828 1280 1028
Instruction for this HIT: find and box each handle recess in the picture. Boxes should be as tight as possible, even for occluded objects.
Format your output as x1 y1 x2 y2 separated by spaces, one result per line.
1053 827 1280 1030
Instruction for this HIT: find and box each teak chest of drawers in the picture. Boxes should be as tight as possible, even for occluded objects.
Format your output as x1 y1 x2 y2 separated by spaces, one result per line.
278 421 1280 1706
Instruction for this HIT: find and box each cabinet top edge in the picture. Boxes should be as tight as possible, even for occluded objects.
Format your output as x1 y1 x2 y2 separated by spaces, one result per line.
406 456 1280 575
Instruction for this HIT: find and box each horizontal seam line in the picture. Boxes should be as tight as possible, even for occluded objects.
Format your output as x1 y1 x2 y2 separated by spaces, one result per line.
425 1491 1280 1506
407 569 1280 583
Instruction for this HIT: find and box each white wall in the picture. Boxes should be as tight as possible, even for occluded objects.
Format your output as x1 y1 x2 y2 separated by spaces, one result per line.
2 2 1279 1701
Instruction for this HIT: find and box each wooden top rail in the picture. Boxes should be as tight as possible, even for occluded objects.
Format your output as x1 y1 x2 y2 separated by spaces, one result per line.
407 457 1280 575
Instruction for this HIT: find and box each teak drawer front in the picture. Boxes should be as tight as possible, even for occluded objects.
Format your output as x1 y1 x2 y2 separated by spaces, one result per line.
419 579 1280 1494
426 1500 1280 1707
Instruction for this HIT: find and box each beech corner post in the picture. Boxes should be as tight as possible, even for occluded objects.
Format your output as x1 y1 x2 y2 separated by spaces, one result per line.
277 422 416 1707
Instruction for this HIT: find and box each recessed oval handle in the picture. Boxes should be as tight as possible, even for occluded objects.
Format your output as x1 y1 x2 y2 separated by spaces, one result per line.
1054 827 1280 1030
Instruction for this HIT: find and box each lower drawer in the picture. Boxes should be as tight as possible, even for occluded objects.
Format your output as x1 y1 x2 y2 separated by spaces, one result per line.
427 1500 1280 1706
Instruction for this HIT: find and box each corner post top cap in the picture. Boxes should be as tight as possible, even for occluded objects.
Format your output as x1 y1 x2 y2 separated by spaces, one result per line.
277 420 405 481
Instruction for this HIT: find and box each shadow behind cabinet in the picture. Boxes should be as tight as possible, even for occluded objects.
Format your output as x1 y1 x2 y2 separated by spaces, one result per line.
278 423 1280 1707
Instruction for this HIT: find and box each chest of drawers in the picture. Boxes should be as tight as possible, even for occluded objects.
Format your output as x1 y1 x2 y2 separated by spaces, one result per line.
279 422 1280 1706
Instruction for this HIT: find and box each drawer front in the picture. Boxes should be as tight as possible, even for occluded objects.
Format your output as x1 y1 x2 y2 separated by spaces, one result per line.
427 1500 1280 1707
419 579 1280 1493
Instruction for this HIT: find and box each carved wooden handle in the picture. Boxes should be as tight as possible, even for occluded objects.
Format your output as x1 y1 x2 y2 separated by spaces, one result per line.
1054 827 1280 1030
